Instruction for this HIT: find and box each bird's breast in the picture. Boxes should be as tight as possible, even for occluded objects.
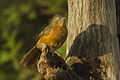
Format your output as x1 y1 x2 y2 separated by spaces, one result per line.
37 25 68 51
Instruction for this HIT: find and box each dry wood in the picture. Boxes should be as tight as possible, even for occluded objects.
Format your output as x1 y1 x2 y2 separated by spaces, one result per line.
66 0 120 80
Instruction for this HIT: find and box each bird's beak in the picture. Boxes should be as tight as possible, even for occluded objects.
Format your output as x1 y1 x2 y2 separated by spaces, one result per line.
60 17 66 21
62 17 66 20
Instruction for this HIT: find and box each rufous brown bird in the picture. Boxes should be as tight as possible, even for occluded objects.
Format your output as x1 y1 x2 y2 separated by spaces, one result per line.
20 14 68 67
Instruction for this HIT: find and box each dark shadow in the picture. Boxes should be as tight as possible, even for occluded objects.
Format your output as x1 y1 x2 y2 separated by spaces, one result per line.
67 24 117 58
66 24 118 80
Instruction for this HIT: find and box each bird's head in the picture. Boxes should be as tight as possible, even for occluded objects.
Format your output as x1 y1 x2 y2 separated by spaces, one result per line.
51 14 66 27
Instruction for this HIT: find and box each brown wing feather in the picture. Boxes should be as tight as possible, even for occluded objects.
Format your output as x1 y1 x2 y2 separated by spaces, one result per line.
36 25 52 41
20 45 41 67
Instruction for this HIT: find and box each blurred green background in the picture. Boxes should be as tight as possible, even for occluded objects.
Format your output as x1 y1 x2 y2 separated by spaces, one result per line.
0 0 68 80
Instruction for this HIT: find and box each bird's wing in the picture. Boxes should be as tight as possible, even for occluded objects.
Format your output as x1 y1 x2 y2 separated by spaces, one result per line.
36 25 52 41
20 45 41 67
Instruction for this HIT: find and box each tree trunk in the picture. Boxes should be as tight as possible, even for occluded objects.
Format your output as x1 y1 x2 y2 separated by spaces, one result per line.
66 0 120 80
115 0 120 46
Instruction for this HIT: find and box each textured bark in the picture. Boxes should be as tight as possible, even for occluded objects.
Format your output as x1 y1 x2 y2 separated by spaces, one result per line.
66 0 120 80
36 43 84 80
115 0 120 45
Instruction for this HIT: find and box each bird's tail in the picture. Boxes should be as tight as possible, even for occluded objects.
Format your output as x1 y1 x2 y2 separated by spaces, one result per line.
20 45 41 67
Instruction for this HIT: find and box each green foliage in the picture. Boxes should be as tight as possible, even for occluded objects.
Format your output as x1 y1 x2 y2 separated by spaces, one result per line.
56 42 67 60
0 0 67 80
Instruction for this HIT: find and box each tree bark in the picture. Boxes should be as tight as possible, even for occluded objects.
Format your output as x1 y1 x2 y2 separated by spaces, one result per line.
66 0 120 80
115 0 120 45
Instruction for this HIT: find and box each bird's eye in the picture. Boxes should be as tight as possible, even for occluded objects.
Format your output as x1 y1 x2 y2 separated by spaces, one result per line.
56 17 60 21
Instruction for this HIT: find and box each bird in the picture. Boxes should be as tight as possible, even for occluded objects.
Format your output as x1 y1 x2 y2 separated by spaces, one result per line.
20 14 68 67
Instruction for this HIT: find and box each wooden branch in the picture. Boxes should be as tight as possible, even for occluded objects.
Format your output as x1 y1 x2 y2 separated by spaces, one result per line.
36 43 84 80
